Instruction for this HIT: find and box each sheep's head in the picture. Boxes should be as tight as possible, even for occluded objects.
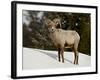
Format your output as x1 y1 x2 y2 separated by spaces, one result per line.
43 17 57 32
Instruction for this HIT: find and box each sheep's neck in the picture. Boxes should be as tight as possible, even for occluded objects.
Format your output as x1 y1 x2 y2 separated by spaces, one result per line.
49 29 59 39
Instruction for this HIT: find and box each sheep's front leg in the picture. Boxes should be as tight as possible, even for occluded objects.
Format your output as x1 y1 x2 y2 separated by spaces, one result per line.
61 48 64 63
58 48 61 62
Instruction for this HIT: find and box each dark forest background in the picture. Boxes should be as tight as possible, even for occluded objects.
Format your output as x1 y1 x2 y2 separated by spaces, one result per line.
23 10 91 55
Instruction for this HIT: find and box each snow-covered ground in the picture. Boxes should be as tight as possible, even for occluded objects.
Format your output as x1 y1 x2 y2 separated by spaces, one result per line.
23 47 91 70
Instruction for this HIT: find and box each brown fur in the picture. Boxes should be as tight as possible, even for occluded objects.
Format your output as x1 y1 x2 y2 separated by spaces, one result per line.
44 18 80 64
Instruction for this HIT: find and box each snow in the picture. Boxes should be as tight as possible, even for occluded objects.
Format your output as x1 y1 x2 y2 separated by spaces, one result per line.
22 10 31 26
23 47 91 70
37 12 44 20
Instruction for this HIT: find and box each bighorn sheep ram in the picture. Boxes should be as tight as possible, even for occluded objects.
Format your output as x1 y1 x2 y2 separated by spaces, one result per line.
44 18 80 65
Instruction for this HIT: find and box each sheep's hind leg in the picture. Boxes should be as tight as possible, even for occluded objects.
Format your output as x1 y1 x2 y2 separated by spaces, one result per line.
73 47 77 65
76 51 79 65
73 50 79 65
73 52 76 64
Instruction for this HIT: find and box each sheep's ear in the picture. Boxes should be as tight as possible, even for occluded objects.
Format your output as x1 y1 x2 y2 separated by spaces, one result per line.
43 16 51 22
43 17 48 25
43 17 53 27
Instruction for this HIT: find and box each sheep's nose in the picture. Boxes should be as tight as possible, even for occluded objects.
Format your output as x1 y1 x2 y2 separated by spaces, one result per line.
52 28 53 30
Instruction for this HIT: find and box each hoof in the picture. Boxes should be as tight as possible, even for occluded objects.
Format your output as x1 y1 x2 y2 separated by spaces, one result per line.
73 62 79 65
58 60 61 62
62 61 64 63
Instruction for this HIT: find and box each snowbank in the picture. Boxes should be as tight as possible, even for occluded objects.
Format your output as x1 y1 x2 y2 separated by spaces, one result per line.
23 47 91 70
